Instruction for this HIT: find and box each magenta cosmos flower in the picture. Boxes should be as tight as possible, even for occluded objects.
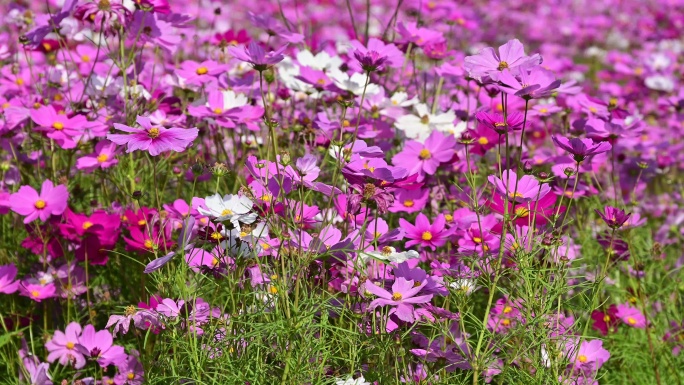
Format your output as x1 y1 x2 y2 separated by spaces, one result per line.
228 42 288 71
108 115 198 156
0 264 20 294
464 39 542 82
595 206 631 229
392 130 456 182
10 180 68 223
499 66 561 100
365 278 433 323
399 213 455 250
46 322 86 369
551 136 612 163
488 170 550 203
76 325 127 367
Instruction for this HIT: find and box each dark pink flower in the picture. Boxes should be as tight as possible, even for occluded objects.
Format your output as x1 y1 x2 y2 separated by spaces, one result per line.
595 206 631 229
552 135 612 162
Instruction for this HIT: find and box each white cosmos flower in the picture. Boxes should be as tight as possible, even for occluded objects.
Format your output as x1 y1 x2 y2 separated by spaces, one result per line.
645 75 674 92
361 246 419 264
198 193 257 228
395 103 458 141
335 376 371 385
329 69 380 96
221 90 248 109
296 50 342 72
449 279 478 296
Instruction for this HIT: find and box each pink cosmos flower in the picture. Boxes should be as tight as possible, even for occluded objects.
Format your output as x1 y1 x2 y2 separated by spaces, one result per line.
0 264 20 294
488 170 550 203
365 277 433 323
464 39 542 81
392 130 456 182
399 213 455 250
76 325 127 367
175 60 227 86
551 136 612 163
228 42 288 71
107 115 199 156
10 180 69 223
499 66 561 99
615 303 647 328
76 140 119 172
46 322 86 369
19 280 56 302
74 0 132 36
569 339 610 373
31 105 85 149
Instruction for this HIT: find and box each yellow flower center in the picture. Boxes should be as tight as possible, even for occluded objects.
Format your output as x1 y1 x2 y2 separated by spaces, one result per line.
503 306 513 314
419 149 431 159
81 54 91 62
578 355 588 363
213 108 223 114
501 318 510 326
473 237 482 243
211 232 223 240
514 207 529 217
392 292 403 301
144 239 154 249
420 115 430 125
603 315 611 322
421 231 433 241
445 214 453 222
34 199 46 209
127 373 135 380
211 257 219 266
539 108 548 114
148 127 160 138
31 290 40 297
53 121 64 130
196 67 209 75
97 153 109 163
627 317 637 325
138 219 147 226
381 246 393 256
268 285 278 294
478 137 489 145
66 341 75 349
221 209 233 216
82 221 93 230
497 61 509 70
403 200 414 207
15 78 24 86
509 192 524 199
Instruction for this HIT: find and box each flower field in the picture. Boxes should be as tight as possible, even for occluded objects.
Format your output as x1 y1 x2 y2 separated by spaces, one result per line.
0 0 683 384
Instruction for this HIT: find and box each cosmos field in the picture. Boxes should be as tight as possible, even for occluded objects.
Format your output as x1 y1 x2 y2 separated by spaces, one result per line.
0 0 683 384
